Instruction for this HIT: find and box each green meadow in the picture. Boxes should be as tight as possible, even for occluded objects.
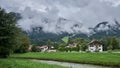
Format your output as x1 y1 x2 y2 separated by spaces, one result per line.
0 58 68 68
11 52 120 67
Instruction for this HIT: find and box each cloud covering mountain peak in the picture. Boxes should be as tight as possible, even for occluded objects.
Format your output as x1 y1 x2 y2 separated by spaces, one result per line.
0 0 120 34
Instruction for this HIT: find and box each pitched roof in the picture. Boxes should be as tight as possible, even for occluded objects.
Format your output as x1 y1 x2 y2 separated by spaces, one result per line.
36 45 48 49
89 40 102 45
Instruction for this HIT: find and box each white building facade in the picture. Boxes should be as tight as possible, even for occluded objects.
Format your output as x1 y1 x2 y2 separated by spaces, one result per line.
88 40 103 52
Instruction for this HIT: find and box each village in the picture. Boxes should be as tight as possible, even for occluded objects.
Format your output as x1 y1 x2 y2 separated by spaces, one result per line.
29 40 103 53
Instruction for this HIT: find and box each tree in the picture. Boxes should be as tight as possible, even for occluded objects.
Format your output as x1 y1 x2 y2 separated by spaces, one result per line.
0 8 19 57
100 37 120 51
107 45 113 50
80 43 87 51
51 42 59 49
14 34 31 53
110 37 119 50
100 37 108 51
76 44 80 52
73 38 89 51
58 43 66 52
47 39 51 49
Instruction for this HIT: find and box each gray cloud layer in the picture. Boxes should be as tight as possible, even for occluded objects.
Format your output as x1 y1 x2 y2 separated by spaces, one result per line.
0 0 120 34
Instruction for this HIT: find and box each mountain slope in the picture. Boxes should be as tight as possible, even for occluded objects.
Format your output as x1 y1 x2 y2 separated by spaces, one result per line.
12 12 120 45
90 20 120 39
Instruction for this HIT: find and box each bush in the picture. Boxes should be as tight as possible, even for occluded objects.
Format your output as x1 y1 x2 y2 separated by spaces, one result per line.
31 45 40 52
0 47 10 58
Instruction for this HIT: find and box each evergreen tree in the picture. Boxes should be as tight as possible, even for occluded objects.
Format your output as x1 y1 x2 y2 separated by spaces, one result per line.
0 8 18 57
47 39 51 49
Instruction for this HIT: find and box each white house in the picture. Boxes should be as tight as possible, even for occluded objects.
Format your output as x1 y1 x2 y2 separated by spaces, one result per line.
88 40 103 52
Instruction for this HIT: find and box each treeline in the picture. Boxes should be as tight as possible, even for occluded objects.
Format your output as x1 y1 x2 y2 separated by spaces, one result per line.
100 37 120 51
35 37 120 52
0 8 31 58
57 38 89 52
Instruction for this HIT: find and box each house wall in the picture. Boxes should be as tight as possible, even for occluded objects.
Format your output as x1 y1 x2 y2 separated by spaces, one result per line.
41 47 48 52
47 50 57 52
99 45 103 52
88 45 103 52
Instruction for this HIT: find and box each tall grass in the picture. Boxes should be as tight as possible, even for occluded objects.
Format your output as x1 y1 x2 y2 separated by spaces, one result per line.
11 52 120 67
0 58 68 68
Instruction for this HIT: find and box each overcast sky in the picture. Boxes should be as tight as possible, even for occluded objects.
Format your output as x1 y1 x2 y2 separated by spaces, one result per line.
0 0 120 34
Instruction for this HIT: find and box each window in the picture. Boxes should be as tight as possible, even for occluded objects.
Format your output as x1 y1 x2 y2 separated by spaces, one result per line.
90 45 93 47
99 48 101 50
99 45 101 47
91 49 93 50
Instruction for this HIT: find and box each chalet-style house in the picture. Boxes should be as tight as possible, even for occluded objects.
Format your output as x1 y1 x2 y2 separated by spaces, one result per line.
66 43 77 48
88 40 103 52
36 45 57 52
37 45 48 52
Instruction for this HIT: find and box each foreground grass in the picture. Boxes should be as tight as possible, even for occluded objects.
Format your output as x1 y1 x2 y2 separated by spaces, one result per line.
0 58 68 68
11 52 120 67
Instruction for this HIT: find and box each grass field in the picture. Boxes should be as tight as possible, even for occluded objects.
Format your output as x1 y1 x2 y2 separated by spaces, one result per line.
11 52 120 67
0 58 68 68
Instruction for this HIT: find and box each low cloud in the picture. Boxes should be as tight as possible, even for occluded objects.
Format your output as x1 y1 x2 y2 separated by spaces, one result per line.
0 0 120 34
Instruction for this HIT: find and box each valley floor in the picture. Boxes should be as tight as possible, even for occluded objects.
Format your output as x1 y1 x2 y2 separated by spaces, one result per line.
0 58 68 68
11 52 120 67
